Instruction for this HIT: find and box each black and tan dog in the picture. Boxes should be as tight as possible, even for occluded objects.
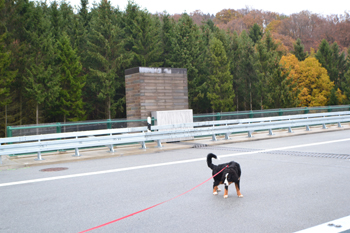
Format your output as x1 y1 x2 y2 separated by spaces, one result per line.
207 153 243 198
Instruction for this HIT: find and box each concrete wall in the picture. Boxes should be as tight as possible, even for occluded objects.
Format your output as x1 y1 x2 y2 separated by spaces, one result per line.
151 109 193 142
125 67 188 125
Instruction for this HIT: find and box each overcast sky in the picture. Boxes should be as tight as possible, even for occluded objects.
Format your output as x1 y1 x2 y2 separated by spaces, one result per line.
66 0 349 16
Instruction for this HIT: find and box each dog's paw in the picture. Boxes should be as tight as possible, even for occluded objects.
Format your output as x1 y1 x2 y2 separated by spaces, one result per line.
238 194 243 198
213 191 218 195
224 195 228 198
217 188 221 192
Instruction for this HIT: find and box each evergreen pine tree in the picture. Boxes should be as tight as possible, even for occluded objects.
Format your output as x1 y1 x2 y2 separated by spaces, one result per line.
266 63 297 108
328 88 339 105
316 40 347 104
330 42 347 90
54 32 86 122
292 38 307 61
186 19 213 113
79 0 90 28
132 10 163 67
207 37 234 112
343 68 350 104
122 2 162 67
315 39 332 76
341 47 350 104
214 28 230 54
0 1 18 136
161 13 175 67
169 13 204 110
122 1 140 54
58 1 76 42
0 0 17 107
256 31 291 109
228 31 241 111
72 0 91 79
0 34 17 107
237 30 260 110
49 1 62 41
1 0 35 126
249 23 263 44
24 2 60 124
86 0 131 119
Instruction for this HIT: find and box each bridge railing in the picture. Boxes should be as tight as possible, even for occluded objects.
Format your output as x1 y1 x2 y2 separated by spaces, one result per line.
1 111 350 164
6 105 350 137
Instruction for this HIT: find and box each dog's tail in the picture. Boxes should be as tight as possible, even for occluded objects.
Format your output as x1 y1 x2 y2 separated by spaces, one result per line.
207 153 217 170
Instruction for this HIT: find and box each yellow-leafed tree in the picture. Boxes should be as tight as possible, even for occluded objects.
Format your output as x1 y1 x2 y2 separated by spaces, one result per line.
280 54 334 107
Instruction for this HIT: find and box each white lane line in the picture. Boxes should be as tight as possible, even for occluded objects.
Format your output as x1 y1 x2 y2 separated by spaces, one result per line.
294 215 350 233
1 138 350 187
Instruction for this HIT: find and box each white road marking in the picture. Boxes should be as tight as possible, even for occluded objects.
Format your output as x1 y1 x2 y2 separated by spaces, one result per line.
1 138 350 187
294 215 350 233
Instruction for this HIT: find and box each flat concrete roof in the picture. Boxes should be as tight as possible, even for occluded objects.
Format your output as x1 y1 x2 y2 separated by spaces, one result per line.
125 67 187 75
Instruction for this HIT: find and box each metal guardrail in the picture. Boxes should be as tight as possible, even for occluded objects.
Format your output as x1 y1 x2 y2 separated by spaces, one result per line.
6 118 151 137
1 111 350 164
6 105 350 137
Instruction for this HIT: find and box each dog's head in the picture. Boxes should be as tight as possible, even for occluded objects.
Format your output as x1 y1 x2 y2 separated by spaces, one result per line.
223 168 239 185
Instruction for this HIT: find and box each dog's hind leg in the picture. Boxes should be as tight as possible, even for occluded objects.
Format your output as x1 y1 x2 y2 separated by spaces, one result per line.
235 181 243 198
213 186 219 195
213 180 221 195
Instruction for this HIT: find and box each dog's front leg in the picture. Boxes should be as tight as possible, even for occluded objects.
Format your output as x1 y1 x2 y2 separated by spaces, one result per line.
224 185 228 198
235 182 243 198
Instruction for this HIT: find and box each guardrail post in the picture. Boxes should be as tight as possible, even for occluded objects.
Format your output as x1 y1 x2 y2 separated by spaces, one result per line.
109 133 115 152
7 126 12 137
248 131 253 138
268 129 274 135
216 112 221 120
224 133 230 140
73 148 81 157
35 151 44 161
288 127 293 133
249 110 253 118
56 123 61 133
156 140 162 148
141 141 146 149
278 109 283 116
212 134 217 141
306 125 311 131
73 136 81 156
337 122 342 128
34 140 44 161
109 145 115 152
327 106 332 112
107 119 112 129
304 107 309 114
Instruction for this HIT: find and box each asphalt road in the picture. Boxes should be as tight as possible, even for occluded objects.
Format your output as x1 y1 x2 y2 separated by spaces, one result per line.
1 130 350 233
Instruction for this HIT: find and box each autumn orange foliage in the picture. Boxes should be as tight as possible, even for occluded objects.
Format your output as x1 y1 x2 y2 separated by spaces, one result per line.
280 54 335 106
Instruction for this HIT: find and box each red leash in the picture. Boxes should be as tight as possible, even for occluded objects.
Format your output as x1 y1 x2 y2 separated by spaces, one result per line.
79 165 228 233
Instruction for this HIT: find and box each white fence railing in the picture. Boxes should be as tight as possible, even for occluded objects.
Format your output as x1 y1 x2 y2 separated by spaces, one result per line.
1 111 350 163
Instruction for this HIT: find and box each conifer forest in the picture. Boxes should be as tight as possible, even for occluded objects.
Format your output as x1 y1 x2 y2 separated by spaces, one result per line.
1 0 350 137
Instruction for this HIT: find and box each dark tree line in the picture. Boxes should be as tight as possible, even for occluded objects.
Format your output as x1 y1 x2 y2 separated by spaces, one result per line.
0 0 350 137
